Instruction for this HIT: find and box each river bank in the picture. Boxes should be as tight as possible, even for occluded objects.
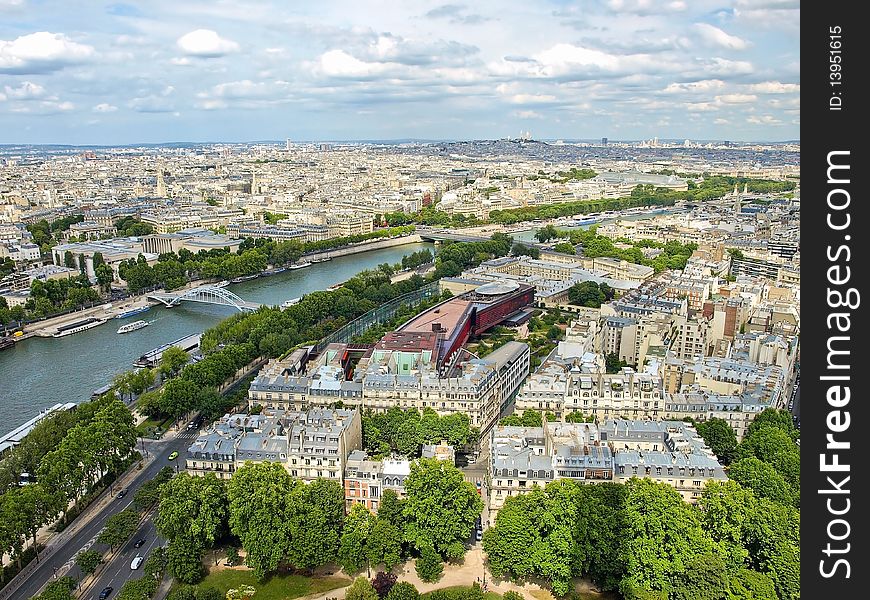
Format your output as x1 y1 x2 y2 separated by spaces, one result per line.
11 233 424 339
0 241 434 430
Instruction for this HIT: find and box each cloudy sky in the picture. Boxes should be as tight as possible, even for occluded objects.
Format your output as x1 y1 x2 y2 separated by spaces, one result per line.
0 0 799 144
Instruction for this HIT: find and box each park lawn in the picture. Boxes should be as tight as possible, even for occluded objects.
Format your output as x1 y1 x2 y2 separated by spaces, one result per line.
531 588 622 600
135 415 171 436
198 569 349 600
421 585 502 600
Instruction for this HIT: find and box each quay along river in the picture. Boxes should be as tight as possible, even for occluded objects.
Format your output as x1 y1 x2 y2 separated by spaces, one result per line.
0 242 433 430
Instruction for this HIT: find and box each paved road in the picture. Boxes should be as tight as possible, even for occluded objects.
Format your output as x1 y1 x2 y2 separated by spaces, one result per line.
791 381 800 427
5 428 200 600
83 520 163 600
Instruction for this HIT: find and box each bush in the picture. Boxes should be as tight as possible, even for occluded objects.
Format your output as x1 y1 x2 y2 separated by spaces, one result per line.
372 572 398 599
195 588 223 600
415 543 443 583
167 587 196 600
346 578 380 600
386 582 420 600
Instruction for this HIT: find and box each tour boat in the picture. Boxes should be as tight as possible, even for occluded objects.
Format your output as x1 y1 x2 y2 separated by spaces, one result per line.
114 305 151 319
287 261 312 270
53 317 106 338
117 320 149 334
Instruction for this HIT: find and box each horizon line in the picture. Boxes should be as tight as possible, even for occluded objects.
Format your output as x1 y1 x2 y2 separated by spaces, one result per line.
0 137 801 148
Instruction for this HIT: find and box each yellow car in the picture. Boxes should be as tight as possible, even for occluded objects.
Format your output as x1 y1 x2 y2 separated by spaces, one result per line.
168 451 178 461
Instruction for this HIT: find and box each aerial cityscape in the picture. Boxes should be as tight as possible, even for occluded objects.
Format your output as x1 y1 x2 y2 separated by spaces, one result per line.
0 3 800 600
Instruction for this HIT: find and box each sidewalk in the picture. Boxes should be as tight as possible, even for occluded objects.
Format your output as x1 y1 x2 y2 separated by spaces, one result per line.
303 546 549 600
0 429 179 598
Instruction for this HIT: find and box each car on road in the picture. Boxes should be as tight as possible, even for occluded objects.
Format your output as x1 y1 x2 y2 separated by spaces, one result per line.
131 555 144 570
168 451 178 461
98 587 113 599
134 538 146 548
117 489 128 499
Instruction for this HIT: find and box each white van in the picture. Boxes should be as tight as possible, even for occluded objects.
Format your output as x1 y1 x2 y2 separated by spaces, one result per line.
130 555 144 570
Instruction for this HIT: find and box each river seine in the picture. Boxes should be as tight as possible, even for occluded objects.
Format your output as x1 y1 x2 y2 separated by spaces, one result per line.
0 242 433 430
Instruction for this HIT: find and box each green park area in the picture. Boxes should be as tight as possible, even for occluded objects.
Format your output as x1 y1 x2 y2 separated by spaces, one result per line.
197 569 349 600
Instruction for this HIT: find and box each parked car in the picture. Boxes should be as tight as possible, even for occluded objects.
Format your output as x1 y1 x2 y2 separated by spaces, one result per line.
475 529 483 542
130 555 144 570
168 451 178 461
99 587 113 600
133 538 146 548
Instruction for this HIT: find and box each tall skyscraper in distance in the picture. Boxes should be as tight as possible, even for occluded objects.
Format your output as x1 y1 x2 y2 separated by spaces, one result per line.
156 165 166 198
601 137 608 145
285 138 292 151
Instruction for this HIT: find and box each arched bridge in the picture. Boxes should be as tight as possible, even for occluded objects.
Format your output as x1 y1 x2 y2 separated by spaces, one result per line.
148 285 262 312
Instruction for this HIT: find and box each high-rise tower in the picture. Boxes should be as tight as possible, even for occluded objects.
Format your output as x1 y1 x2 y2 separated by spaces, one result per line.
156 166 166 197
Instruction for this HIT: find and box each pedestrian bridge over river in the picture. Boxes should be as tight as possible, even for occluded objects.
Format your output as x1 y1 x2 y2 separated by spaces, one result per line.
148 285 262 312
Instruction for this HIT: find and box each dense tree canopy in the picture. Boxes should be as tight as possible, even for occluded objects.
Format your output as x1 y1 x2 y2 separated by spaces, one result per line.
482 473 798 600
728 458 796 507
567 281 613 308
695 418 738 464
403 458 483 561
363 408 478 458
499 410 543 428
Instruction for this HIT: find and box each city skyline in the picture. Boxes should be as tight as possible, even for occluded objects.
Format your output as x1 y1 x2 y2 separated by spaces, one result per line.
1 0 800 144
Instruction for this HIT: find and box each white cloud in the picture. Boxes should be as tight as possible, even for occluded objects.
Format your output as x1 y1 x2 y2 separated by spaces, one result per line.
685 102 718 112
747 114 782 125
662 79 725 93
714 118 730 125
197 99 227 110
0 0 25 7
598 0 687 16
513 110 543 119
314 49 389 78
195 79 294 109
716 93 757 104
128 94 174 113
0 32 95 73
693 24 749 50
3 81 47 99
12 99 74 114
535 44 620 74
704 57 754 76
93 103 118 112
748 81 800 94
170 57 192 66
176 29 239 57
508 94 557 105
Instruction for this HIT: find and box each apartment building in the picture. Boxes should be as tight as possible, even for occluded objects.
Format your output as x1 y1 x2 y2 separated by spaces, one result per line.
66 221 117 241
250 283 533 433
514 355 664 421
488 419 725 519
668 315 713 360
185 408 362 484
